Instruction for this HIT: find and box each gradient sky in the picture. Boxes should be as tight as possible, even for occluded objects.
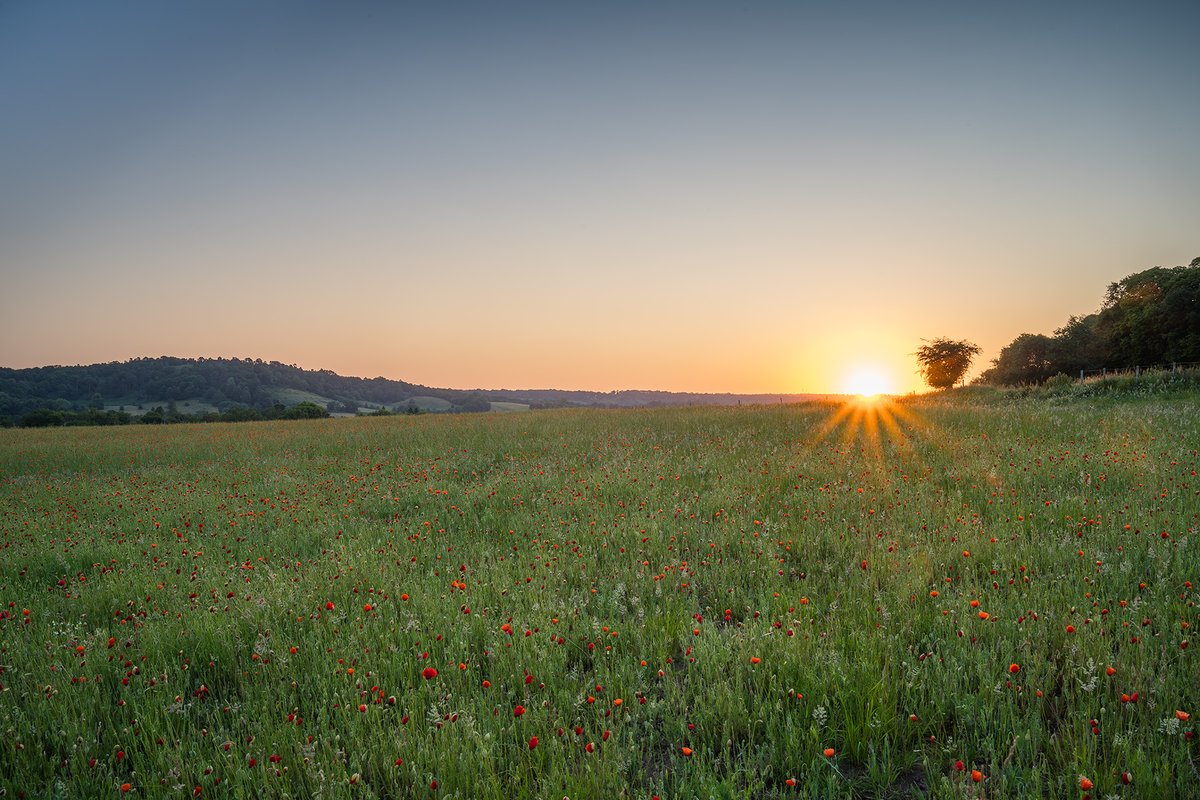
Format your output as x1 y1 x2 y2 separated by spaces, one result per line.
2 1 1198 394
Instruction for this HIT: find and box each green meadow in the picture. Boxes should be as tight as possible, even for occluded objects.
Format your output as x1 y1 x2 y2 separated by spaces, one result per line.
1 396 1196 799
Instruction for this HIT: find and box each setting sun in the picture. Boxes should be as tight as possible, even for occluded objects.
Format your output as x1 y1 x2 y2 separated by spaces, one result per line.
841 366 895 398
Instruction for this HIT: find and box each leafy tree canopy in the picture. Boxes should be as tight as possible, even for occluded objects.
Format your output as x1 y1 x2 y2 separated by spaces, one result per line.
1099 260 1200 366
915 338 981 389
980 257 1199 386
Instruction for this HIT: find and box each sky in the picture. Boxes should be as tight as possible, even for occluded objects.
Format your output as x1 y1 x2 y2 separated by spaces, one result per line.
2 1 1198 395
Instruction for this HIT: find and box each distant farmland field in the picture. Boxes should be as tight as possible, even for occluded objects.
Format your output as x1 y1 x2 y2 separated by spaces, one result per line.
1 398 1196 798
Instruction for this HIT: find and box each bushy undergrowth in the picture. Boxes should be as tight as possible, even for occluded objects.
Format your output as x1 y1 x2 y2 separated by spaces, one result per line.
0 400 1196 799
957 368 1200 406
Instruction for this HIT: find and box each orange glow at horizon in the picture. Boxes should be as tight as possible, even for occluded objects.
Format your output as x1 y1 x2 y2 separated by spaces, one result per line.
839 365 896 398
1 4 1196 394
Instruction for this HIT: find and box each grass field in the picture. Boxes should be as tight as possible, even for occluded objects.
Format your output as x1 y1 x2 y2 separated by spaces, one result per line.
1 396 1196 799
104 400 221 418
269 388 336 408
488 402 532 413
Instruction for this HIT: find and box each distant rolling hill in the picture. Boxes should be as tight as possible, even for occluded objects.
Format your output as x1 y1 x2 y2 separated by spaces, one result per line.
0 356 828 425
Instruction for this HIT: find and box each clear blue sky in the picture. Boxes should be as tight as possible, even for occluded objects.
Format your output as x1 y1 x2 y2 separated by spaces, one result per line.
2 1 1198 393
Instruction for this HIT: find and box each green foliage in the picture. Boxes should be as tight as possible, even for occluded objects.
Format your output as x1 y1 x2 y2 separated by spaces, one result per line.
13 401 336 428
935 366 1200 404
0 356 499 420
282 401 330 419
979 333 1057 386
983 257 1200 386
19 408 132 427
915 338 981 389
456 393 492 413
1099 260 1200 366
19 408 65 427
1050 314 1106 375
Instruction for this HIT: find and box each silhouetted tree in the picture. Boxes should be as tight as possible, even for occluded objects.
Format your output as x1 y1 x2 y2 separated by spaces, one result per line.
915 338 981 389
1098 259 1200 366
1050 314 1106 376
977 333 1056 385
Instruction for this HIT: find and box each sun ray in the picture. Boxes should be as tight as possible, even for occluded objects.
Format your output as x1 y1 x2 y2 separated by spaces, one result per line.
814 394 922 463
